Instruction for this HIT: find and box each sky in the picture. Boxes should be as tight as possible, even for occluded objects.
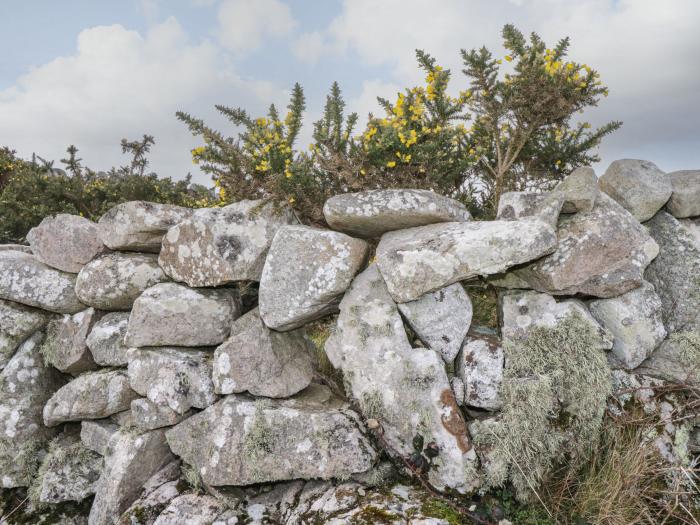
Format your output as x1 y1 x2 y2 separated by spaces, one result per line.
1 0 698 186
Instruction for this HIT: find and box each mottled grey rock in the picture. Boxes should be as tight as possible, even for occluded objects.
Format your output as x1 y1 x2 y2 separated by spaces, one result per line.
457 332 504 410
153 494 227 525
450 376 466 406
635 333 700 385
86 312 130 367
159 199 296 286
0 250 84 313
599 159 672 222
213 308 314 398
259 225 369 331
43 369 139 427
496 191 564 228
375 219 557 303
588 282 667 369
27 213 105 273
325 265 480 494
75 252 169 311
666 170 700 218
0 243 32 253
0 299 50 369
125 283 240 347
110 409 136 428
81 420 120 456
127 347 217 414
397 283 472 364
323 188 472 238
117 461 183 525
98 201 194 252
130 398 192 431
554 166 599 214
166 384 377 486
42 308 102 375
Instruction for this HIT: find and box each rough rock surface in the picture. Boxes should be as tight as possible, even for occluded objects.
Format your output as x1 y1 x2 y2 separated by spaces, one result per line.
599 159 672 222
496 191 564 228
0 243 32 253
130 398 192 431
635 334 700 385
259 225 368 331
0 299 50 369
43 369 139 427
153 494 227 525
86 312 130 367
98 201 194 252
81 419 120 456
166 384 377 486
27 214 105 273
159 199 296 286
554 166 599 213
116 461 183 525
125 283 240 347
588 281 667 369
213 308 314 397
325 265 480 493
376 219 557 303
397 283 472 364
323 188 472 238
75 252 168 311
456 330 504 410
0 250 84 313
666 170 700 218
43 308 102 375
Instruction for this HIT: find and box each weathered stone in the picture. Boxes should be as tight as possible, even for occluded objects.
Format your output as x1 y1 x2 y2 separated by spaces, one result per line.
456 331 504 410
666 170 700 218
125 283 240 347
75 252 169 311
0 243 32 253
127 347 217 414
0 299 50 369
27 213 105 273
635 333 700 385
117 461 183 525
165 384 377 486
599 159 672 222
111 409 136 428
645 212 700 333
554 166 599 213
323 189 472 238
375 219 557 303
130 398 192 430
496 191 564 228
153 494 227 525
42 308 102 375
98 201 194 252
81 419 120 456
325 265 480 493
43 369 139 427
588 281 667 369
396 283 472 364
0 250 84 313
259 225 369 331
159 199 296 286
213 308 315 398
86 312 130 367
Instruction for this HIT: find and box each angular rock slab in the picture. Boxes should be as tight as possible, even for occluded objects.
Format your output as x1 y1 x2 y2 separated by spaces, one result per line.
554 166 599 214
496 191 564 228
43 369 139 427
0 250 84 314
397 283 472 364
98 200 194 252
325 265 480 494
43 307 102 375
457 331 504 410
75 252 169 311
86 312 130 367
635 333 700 385
323 188 472 238
376 219 557 303
259 225 369 331
159 199 297 286
599 159 672 222
81 419 120 456
116 461 184 525
0 243 32 253
588 281 667 369
644 212 700 333
153 494 227 525
0 299 50 369
667 170 700 218
213 308 314 398
130 398 192 431
166 384 377 486
27 213 105 273
125 283 240 347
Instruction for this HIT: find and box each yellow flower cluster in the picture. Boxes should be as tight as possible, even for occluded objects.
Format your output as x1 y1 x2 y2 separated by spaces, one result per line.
542 49 599 91
244 118 294 176
190 146 206 165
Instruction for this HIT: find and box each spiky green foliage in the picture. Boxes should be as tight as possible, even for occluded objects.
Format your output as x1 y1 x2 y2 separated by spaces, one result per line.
243 399 275 460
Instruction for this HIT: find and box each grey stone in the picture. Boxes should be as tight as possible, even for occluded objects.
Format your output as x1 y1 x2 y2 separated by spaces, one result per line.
153 494 227 525
117 461 183 525
75 252 169 311
27 213 105 273
159 199 297 286
86 312 130 367
635 334 700 385
397 283 472 364
0 299 50 369
599 159 672 222
125 283 240 347
81 420 120 456
213 308 315 398
259 225 369 331
111 409 136 428
323 188 472 238
0 243 32 253
555 166 599 214
496 191 564 228
130 398 192 430
42 308 102 375
667 170 700 218
457 332 504 410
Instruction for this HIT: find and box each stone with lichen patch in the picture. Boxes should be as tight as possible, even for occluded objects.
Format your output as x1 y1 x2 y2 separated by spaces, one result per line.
0 298 51 370
116 461 184 525
42 307 102 375
456 331 504 411
496 191 564 228
130 398 192 431
86 312 130 367
81 419 120 456
666 170 700 218
153 494 227 525
635 332 700 385
554 166 599 214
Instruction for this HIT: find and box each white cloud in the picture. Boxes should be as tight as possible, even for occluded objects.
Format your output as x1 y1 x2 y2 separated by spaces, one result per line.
292 31 326 64
215 0 296 54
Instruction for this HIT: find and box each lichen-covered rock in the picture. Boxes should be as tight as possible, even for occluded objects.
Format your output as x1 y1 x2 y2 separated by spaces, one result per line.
376 219 557 303
0 299 50 369
323 188 472 238
75 252 169 311
0 250 84 313
635 332 700 385
159 199 297 286
153 494 227 525
124 283 240 347
644 211 700 333
165 384 377 486
259 225 369 331
42 308 102 375
43 369 139 427
456 331 504 410
496 191 564 228
81 419 120 456
325 265 480 494
554 166 599 213
116 461 183 525
27 213 105 273
599 159 672 222
127 347 217 414
98 201 194 252
130 398 192 431
588 281 667 369
396 283 472 364
213 308 314 398
86 312 130 367
666 170 700 218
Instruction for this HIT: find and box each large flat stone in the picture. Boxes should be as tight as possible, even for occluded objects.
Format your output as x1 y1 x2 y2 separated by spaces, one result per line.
42 308 102 375
0 299 50 370
130 398 192 431
635 333 700 385
666 170 700 218
86 312 130 367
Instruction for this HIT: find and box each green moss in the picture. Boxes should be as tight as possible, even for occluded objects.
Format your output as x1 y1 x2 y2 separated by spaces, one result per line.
464 283 498 329
243 400 275 460
420 498 463 525
350 504 400 524
181 462 203 493
359 389 384 420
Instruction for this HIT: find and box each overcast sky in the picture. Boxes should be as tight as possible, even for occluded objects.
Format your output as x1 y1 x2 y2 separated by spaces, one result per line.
1 0 698 186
